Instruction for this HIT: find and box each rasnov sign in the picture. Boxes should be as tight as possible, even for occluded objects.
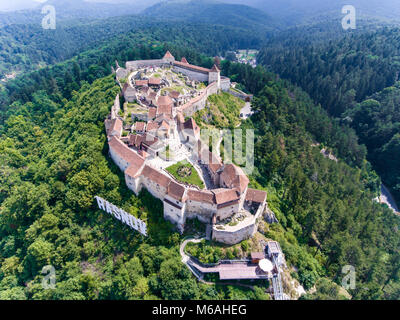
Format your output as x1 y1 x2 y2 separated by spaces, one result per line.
95 196 147 236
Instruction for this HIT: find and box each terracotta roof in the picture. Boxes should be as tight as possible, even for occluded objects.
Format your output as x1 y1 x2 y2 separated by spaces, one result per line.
220 164 249 193
149 77 161 85
199 147 222 173
163 51 174 60
183 118 200 135
212 188 240 204
159 120 170 130
210 64 220 72
169 90 181 99
109 118 123 136
156 104 172 117
173 61 211 74
142 165 171 188
135 80 148 86
154 114 172 123
142 133 159 146
157 95 173 107
187 189 215 204
148 107 157 119
146 121 159 132
128 134 141 148
167 180 186 201
109 136 145 168
181 57 189 64
138 150 148 158
245 188 267 203
135 122 146 132
125 160 144 178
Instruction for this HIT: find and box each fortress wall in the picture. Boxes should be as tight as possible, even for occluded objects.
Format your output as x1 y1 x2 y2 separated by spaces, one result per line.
109 147 130 172
172 66 209 82
186 200 217 223
125 174 141 195
141 176 167 200
212 219 257 245
220 77 231 91
110 94 120 120
163 195 186 229
116 68 128 80
180 82 219 117
216 202 241 221
126 59 165 71
228 89 252 101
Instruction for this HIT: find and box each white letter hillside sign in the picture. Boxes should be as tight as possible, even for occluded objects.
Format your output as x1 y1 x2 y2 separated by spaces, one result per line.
95 196 147 236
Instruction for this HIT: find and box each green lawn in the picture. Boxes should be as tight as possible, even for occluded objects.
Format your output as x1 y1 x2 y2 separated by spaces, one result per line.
166 160 204 189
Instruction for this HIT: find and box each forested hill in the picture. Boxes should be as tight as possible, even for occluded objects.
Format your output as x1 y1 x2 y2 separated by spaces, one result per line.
0 42 399 299
0 5 272 84
257 26 400 204
258 26 400 117
221 0 400 25
142 0 277 31
344 83 400 203
0 0 155 27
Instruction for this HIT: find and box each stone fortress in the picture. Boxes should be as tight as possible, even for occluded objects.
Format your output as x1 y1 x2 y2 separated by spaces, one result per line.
105 51 268 245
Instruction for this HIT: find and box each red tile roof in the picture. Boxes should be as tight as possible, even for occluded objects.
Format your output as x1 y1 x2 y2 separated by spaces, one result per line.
109 136 145 168
163 51 174 60
212 188 240 204
109 118 123 136
148 107 157 119
138 150 148 158
125 160 144 178
156 104 172 117
187 189 215 204
159 120 170 130
142 165 171 188
173 61 211 74
183 118 200 135
135 80 148 86
149 77 161 85
167 180 186 201
146 121 159 132
220 164 249 193
169 90 181 99
181 57 189 64
135 122 146 132
210 64 220 72
245 188 267 203
157 95 173 107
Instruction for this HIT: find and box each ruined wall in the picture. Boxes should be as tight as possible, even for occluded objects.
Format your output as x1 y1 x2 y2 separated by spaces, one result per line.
173 66 209 82
180 82 219 117
220 77 231 91
126 59 165 71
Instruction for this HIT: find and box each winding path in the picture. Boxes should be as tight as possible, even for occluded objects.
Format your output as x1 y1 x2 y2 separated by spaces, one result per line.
379 184 399 214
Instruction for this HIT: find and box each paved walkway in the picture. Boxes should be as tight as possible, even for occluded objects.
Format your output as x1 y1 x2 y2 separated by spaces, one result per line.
180 238 270 281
